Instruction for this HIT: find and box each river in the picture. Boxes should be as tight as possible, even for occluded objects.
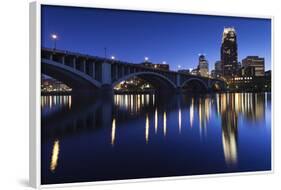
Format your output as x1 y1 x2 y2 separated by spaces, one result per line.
41 92 271 184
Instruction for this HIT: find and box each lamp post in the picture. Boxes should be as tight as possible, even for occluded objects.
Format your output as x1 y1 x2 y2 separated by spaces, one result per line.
51 34 58 50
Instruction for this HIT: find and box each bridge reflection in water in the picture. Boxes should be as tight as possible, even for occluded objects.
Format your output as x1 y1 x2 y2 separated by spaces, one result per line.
41 92 271 184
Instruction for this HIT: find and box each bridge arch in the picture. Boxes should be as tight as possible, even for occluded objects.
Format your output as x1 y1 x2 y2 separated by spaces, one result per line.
41 58 102 94
181 78 208 92
112 71 177 92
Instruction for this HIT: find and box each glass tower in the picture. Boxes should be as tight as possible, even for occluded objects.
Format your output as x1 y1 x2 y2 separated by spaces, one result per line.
221 27 238 78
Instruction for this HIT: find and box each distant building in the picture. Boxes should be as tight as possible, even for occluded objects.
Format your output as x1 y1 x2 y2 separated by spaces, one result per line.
178 69 191 74
265 70 271 78
264 70 271 91
190 68 199 75
215 60 222 71
237 62 242 70
211 69 216 78
212 61 222 78
198 54 209 77
242 56 265 77
140 61 169 71
221 27 238 78
41 77 72 92
228 65 268 92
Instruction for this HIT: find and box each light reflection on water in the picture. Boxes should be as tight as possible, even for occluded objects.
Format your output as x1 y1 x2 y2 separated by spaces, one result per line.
50 140 60 172
41 92 271 184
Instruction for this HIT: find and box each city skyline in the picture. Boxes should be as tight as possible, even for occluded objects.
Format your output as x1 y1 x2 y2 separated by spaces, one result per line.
42 6 272 71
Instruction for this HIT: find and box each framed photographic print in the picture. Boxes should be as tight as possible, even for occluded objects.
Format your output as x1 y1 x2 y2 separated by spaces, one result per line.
29 0 273 188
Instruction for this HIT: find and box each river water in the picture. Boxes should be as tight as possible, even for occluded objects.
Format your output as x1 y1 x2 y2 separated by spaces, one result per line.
41 92 271 184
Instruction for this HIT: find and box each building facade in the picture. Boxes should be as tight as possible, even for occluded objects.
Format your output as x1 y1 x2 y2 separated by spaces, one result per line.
211 60 222 78
242 56 265 77
198 54 209 77
178 69 191 75
140 61 170 71
221 27 238 78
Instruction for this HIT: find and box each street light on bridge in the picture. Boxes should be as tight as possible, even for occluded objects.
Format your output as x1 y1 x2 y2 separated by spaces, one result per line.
111 56 115 60
51 33 58 50
144 57 149 62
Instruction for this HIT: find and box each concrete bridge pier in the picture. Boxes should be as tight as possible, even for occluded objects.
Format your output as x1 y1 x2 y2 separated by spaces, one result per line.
99 84 114 95
175 87 183 94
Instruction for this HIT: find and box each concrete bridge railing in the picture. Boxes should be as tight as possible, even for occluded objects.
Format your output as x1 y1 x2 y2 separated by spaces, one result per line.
41 48 226 94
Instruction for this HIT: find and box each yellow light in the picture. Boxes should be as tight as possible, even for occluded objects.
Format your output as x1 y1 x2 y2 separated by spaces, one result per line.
222 130 237 166
145 113 149 143
68 96 72 109
50 140 60 172
111 118 116 146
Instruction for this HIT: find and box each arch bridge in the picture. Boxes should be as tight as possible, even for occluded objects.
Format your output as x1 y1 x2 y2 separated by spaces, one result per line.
41 48 226 94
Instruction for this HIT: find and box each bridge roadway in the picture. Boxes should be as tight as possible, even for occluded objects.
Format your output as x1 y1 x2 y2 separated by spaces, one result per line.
41 48 226 94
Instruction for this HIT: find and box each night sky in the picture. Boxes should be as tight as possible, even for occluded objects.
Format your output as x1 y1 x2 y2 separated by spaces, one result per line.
41 5 272 71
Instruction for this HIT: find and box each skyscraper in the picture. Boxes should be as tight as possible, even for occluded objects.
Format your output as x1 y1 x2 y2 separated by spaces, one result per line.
198 54 209 77
221 27 238 78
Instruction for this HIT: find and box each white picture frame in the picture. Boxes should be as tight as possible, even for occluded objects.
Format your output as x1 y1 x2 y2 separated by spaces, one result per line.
29 0 274 188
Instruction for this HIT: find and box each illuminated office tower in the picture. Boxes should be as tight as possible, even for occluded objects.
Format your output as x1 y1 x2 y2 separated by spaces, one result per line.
221 27 238 78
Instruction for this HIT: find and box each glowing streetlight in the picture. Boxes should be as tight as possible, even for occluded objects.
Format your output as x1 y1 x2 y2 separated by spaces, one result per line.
111 56 115 60
144 57 149 62
51 33 58 49
178 65 181 69
162 61 167 64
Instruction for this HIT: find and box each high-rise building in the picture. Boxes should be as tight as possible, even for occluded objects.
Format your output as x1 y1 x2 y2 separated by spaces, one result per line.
242 56 265 77
198 54 209 77
221 27 238 78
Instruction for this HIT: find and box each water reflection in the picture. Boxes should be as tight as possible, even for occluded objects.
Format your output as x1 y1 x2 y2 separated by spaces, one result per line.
41 92 271 184
163 111 167 136
190 98 194 128
50 140 60 172
111 118 116 146
145 113 150 143
41 95 72 117
219 94 238 165
154 108 158 134
178 108 182 134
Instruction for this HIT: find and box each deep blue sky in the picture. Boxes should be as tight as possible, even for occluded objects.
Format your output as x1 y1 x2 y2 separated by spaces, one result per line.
42 5 272 71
